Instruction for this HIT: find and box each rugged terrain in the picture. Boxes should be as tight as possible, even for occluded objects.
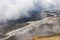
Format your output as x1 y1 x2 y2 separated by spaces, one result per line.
0 10 60 40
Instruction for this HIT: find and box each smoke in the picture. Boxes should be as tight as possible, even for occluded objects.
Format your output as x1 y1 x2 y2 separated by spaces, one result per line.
0 0 35 22
0 0 60 22
37 0 60 10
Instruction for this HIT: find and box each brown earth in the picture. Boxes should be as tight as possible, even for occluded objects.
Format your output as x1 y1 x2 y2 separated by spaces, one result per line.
32 34 60 40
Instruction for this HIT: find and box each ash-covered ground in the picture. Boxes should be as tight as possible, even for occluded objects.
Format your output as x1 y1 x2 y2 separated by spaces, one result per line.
0 10 60 40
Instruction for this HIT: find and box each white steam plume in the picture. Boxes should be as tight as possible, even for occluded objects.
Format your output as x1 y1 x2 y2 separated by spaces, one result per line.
37 0 60 10
0 0 35 22
0 0 60 22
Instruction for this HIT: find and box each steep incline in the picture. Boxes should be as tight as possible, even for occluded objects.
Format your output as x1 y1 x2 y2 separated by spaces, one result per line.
1 17 60 40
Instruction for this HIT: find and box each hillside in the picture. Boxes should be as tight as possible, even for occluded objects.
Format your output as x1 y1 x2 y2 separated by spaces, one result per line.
0 10 60 40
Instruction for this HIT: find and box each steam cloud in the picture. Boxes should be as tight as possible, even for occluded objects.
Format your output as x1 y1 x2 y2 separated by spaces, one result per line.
0 0 35 22
0 0 60 22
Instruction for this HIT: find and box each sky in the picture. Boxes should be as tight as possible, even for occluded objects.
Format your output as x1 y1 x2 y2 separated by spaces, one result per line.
0 0 60 22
